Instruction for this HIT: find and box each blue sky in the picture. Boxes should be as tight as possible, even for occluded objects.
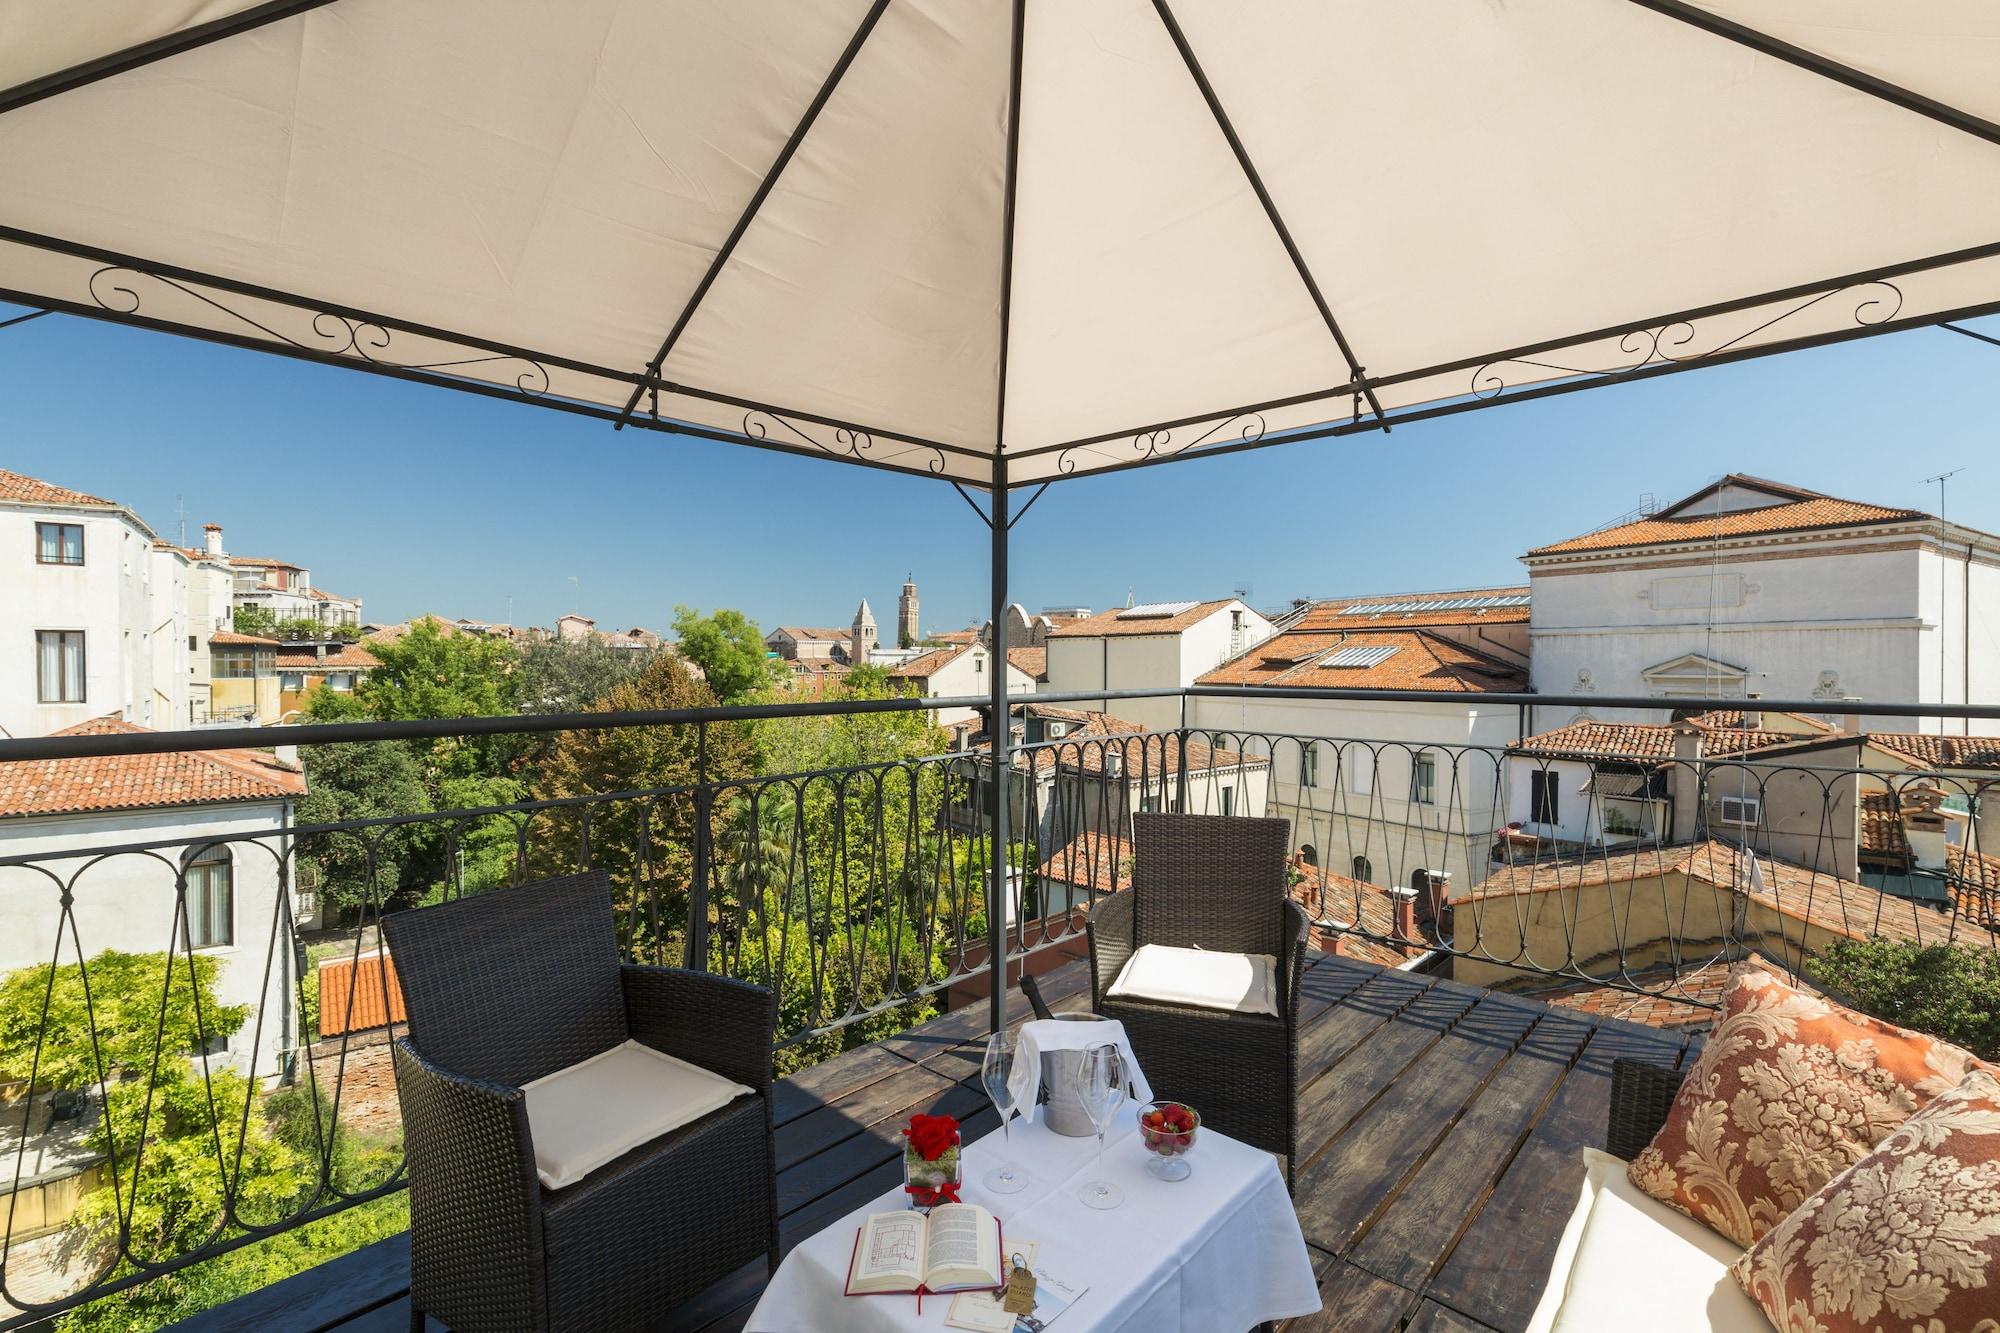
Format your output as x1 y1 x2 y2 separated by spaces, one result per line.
2 302 1997 635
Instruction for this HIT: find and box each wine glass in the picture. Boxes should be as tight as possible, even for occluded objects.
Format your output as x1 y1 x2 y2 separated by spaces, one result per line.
1074 1041 1126 1209
980 1032 1027 1194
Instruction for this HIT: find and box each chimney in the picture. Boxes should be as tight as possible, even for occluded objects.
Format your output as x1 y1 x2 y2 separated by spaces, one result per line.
1415 868 1453 936
1388 886 1420 946
1900 781 1962 873
1670 722 1703 842
203 523 224 558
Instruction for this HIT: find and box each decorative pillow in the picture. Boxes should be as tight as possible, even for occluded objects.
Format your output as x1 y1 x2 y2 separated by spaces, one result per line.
1732 1067 2000 1332
1628 969 1977 1247
1106 944 1278 1015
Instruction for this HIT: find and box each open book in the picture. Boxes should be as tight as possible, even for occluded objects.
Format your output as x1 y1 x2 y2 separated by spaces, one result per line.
845 1204 1003 1297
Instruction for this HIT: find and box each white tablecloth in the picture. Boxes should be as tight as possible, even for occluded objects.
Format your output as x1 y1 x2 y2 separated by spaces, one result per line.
1005 1018 1154 1118
746 1103 1321 1333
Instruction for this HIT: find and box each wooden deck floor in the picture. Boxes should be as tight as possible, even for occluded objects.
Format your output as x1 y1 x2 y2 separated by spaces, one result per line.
185 953 1703 1333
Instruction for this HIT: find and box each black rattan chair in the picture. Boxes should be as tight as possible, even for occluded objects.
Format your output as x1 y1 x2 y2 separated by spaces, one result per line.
381 869 778 1332
1087 813 1310 1187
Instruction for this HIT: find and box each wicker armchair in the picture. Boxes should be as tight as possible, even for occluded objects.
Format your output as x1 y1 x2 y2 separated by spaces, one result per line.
1087 813 1310 1186
381 869 778 1333
1606 1057 1688 1160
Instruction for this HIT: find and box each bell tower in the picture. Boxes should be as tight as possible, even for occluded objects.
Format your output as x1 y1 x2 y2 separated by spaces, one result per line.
897 575 920 648
851 599 877 666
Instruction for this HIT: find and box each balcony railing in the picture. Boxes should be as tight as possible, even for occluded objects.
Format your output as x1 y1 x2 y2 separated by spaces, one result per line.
0 686 1994 1324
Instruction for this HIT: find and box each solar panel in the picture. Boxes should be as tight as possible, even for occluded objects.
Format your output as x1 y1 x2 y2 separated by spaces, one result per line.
1117 600 1198 619
1340 592 1529 615
1321 645 1400 668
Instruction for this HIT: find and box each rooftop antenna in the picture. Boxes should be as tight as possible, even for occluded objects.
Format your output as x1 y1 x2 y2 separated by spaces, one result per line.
175 494 186 548
1924 467 1966 734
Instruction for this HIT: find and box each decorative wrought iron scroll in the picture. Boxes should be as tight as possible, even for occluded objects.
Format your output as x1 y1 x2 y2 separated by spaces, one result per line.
1470 280 1904 400
741 409 946 474
86 266 551 395
1056 411 1267 475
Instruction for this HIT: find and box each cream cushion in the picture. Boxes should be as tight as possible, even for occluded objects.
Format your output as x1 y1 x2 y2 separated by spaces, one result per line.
521 1039 755 1190
1526 1147 1767 1333
1106 944 1279 1016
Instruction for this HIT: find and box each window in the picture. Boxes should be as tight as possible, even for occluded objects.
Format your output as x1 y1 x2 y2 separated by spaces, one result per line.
211 647 265 679
1299 743 1320 789
1219 785 1235 817
188 634 197 652
328 673 355 691
1139 794 1160 814
1352 855 1373 883
1717 795 1762 826
281 672 306 692
35 523 83 565
184 847 233 949
1299 844 1318 867
35 630 85 703
1409 751 1437 806
1350 747 1374 796
1528 769 1560 825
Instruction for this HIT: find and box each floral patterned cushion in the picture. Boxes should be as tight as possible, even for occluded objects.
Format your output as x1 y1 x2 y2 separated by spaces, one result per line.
1628 969 1977 1247
1732 1067 2000 1332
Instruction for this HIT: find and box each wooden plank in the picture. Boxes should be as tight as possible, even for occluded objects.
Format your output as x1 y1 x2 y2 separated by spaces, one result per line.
177 1234 410 1333
1278 1256 1416 1332
1298 967 1437 1086
1424 1017 1688 1333
1294 979 1480 1170
1347 1012 1594 1289
769 1038 917 1129
1292 995 1544 1256
1406 1298 1505 1333
777 1080 985 1215
773 1061 956 1172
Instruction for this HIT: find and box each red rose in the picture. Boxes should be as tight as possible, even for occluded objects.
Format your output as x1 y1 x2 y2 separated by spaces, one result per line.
905 1113 959 1162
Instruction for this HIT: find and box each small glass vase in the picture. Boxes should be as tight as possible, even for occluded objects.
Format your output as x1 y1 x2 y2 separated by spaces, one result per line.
902 1139 962 1212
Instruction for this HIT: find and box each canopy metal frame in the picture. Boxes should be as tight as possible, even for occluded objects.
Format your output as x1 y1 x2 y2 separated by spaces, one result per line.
3 0 1999 1035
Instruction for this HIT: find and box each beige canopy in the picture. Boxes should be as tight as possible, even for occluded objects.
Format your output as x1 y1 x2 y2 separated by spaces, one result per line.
2 0 1998 486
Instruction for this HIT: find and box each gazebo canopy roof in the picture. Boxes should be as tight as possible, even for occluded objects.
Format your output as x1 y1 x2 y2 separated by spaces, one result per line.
2 0 1997 485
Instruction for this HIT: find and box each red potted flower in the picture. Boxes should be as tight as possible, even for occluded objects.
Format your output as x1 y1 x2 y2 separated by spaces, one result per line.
901 1112 962 1210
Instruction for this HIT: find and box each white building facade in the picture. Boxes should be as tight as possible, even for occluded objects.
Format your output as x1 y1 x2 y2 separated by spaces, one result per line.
1043 598 1275 732
1525 475 2000 735
1 469 192 737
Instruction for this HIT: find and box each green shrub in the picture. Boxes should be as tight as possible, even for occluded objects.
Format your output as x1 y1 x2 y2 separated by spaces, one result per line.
1814 937 2000 1060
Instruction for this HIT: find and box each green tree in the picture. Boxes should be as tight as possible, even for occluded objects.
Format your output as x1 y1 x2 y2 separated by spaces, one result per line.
295 741 433 920
672 606 776 703
231 604 277 639
531 653 753 959
344 617 513 726
1814 938 2000 1060
510 636 648 715
0 951 244 1094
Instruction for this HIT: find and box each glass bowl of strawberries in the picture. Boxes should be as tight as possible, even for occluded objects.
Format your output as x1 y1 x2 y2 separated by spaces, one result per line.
1137 1100 1200 1180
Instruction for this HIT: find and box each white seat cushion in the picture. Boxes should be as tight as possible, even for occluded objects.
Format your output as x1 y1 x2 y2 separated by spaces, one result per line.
521 1039 755 1190
1106 944 1279 1016
1526 1147 1768 1333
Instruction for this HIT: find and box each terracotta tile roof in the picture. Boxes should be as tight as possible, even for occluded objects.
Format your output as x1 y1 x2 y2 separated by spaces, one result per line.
1859 790 1912 861
1292 864 1443 967
1198 628 1526 693
306 587 358 603
227 556 305 569
210 631 280 646
1291 586 1531 629
1522 953 1806 1030
932 630 980 646
1007 647 1047 681
1529 476 1924 556
1472 839 1972 950
1036 832 1135 895
771 626 851 643
0 717 307 819
887 645 965 680
1948 846 2000 929
0 468 117 508
1514 711 1837 761
1868 734 2000 770
1046 599 1235 638
274 643 381 670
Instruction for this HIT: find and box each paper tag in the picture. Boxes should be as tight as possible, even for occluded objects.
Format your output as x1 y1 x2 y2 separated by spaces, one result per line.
1001 1262 1037 1314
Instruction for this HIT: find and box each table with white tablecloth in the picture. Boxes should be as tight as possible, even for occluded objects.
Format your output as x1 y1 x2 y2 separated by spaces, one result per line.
746 1101 1321 1333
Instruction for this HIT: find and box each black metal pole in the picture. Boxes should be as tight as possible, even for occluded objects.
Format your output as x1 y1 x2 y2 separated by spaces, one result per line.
988 453 1010 1036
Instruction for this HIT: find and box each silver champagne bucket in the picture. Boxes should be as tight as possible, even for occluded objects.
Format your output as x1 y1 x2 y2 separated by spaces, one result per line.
1037 1012 1113 1137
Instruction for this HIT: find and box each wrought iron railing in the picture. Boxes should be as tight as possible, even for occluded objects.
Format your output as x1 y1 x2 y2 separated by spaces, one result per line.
0 688 1996 1321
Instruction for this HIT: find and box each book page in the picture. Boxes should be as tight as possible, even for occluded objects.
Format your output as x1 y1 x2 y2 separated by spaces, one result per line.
923 1204 999 1290
944 1240 1040 1332
850 1212 926 1292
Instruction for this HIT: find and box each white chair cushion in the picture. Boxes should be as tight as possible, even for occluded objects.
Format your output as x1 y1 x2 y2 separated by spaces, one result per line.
1106 944 1279 1016
521 1039 755 1190
1526 1147 1767 1333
